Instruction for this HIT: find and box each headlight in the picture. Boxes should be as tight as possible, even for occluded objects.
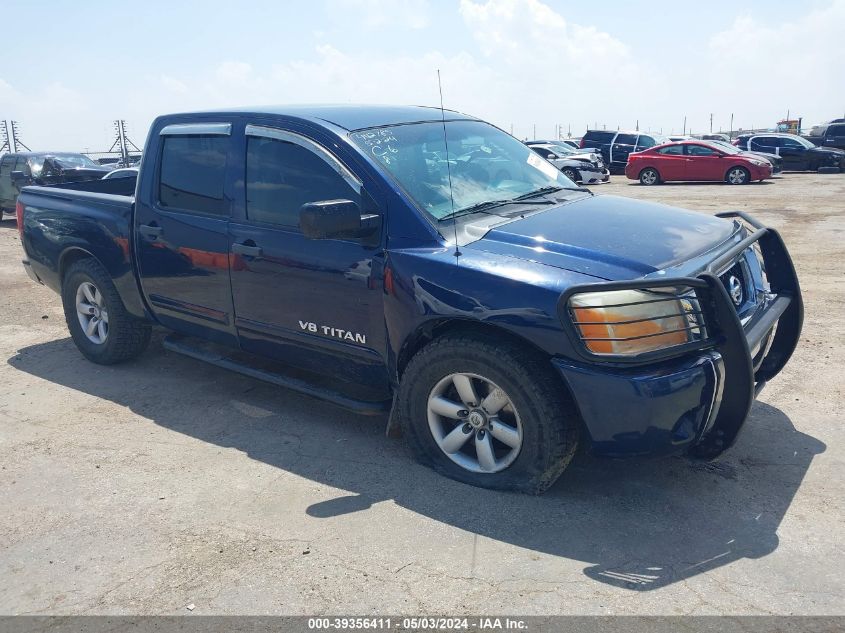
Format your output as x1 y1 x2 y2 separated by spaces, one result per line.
589 153 599 162
568 287 705 356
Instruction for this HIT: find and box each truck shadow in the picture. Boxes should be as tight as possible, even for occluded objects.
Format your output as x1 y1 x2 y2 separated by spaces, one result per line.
8 335 825 592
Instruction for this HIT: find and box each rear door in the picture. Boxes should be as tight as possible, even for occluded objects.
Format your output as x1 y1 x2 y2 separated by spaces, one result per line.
653 144 686 180
133 121 238 345
610 133 637 168
749 135 779 156
227 123 388 391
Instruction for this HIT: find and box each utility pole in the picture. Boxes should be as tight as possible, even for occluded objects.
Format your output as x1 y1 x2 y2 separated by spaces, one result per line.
710 113 713 133
729 113 734 139
533 123 536 139
108 120 142 166
683 116 687 136
635 119 639 132
9 121 30 152
0 120 10 154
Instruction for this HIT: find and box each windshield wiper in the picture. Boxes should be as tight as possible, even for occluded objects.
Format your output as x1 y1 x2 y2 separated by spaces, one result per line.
438 196 556 222
515 185 593 199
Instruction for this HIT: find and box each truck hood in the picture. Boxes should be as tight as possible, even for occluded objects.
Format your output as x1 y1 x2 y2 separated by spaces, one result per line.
462 194 738 280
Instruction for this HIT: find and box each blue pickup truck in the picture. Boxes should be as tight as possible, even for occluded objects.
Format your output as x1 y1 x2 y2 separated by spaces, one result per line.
16 105 802 493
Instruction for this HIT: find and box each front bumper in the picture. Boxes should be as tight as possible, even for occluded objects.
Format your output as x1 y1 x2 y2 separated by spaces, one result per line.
752 164 773 180
578 167 611 184
553 211 803 459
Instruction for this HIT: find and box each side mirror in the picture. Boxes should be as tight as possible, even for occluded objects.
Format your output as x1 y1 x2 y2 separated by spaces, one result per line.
10 171 31 185
299 199 379 240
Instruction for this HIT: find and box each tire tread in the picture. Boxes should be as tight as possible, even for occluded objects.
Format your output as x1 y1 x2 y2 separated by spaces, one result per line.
399 331 579 494
62 258 151 364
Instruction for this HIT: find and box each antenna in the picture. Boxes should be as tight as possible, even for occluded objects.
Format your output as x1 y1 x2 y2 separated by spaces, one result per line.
437 70 460 258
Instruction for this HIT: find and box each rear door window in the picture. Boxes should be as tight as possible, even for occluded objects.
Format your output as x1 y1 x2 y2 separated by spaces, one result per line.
158 136 229 215
583 131 615 145
657 145 684 155
750 136 778 152
614 133 637 145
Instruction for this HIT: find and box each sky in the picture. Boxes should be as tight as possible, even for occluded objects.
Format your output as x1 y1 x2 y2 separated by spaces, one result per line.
1 0 844 152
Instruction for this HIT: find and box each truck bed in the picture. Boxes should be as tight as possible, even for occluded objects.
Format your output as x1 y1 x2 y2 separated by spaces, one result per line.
17 183 146 319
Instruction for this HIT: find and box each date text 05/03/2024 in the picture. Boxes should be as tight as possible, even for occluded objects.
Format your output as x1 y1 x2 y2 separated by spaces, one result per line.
308 617 528 630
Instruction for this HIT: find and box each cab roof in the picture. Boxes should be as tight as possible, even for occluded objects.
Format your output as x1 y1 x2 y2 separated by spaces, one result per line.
186 104 479 131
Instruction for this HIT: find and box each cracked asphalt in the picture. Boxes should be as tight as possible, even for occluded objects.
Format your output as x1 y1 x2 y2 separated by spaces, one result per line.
0 173 843 615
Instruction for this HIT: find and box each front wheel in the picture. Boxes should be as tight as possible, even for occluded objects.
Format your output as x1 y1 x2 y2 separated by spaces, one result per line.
639 167 660 185
398 332 579 493
61 258 152 364
725 166 750 185
561 167 579 183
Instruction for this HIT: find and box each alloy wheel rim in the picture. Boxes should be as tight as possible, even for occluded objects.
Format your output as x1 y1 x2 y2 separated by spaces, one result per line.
642 170 657 184
729 168 747 184
75 282 109 345
427 372 523 474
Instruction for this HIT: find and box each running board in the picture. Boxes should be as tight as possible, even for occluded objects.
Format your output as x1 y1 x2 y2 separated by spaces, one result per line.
162 333 391 416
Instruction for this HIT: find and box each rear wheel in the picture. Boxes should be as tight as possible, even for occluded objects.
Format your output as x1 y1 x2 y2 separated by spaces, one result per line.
639 167 660 185
61 258 151 364
398 332 579 494
725 166 750 184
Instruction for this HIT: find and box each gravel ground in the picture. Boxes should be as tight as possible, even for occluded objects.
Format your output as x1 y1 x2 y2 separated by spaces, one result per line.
0 172 842 615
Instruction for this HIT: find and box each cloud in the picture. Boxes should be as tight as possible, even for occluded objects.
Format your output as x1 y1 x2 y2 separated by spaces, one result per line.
3 0 843 149
705 2 845 128
160 75 189 95
332 0 432 29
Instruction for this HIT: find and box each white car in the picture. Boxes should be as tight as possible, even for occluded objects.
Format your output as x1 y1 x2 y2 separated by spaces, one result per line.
102 167 139 180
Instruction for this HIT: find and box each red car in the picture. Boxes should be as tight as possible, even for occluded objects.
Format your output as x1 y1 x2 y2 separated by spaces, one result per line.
625 141 773 185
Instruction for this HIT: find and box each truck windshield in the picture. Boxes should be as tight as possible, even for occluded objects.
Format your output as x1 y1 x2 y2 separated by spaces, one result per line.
350 120 576 222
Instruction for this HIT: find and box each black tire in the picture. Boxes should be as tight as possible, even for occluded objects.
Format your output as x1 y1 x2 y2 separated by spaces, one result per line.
725 166 750 185
562 167 579 183
61 258 151 364
397 331 580 494
639 167 660 185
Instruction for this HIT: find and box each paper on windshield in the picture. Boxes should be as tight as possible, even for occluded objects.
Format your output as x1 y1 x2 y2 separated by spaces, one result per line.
526 152 561 180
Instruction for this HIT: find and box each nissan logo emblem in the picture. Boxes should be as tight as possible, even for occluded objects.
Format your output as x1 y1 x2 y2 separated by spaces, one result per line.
728 275 743 306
